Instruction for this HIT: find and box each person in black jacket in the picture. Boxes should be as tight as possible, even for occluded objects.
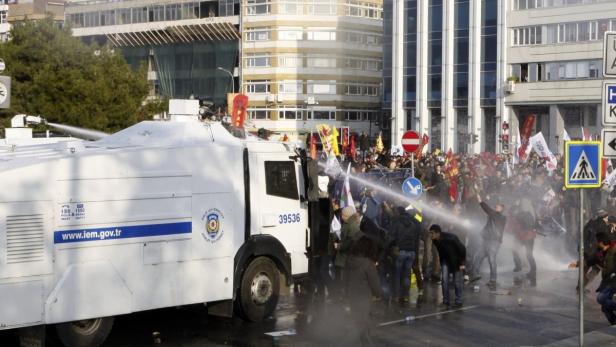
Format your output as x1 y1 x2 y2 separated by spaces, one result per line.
430 224 466 308
470 192 506 289
390 206 421 304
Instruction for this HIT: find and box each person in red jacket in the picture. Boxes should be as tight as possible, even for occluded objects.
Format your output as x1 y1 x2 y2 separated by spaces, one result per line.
507 204 537 282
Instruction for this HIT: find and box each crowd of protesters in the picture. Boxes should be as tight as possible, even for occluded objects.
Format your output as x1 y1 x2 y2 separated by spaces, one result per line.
308 137 616 343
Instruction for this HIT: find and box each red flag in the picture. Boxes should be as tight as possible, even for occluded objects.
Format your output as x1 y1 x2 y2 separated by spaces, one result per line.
517 115 535 162
602 158 609 181
310 134 317 160
444 149 460 201
415 134 429 159
341 127 349 153
349 134 356 160
231 94 249 128
581 127 591 141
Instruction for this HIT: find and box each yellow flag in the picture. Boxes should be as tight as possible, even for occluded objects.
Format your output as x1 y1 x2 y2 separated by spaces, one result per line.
376 132 384 153
331 126 340 156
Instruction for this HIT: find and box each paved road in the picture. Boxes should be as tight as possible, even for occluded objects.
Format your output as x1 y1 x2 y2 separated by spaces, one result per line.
0 270 610 346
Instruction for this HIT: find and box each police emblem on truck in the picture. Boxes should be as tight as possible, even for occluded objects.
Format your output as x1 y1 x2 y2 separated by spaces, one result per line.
201 208 224 243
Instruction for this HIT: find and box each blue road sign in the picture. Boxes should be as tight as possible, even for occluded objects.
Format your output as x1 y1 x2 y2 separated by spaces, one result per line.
402 177 423 199
565 141 601 189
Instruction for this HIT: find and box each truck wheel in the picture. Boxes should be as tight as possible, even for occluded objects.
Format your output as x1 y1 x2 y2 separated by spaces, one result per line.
55 317 114 347
239 257 281 322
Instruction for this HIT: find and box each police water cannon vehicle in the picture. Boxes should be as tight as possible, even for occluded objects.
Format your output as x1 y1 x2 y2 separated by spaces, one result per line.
0 99 322 347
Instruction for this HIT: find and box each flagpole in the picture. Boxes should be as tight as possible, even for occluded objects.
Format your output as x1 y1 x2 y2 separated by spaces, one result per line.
411 153 415 177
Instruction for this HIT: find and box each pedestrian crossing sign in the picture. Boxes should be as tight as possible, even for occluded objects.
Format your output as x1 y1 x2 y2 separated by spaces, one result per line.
565 141 602 188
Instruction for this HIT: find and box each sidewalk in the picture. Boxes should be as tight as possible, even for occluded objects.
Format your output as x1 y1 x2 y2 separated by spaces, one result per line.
538 325 616 346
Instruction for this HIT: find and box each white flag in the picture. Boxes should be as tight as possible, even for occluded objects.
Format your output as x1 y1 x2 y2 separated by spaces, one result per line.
530 132 557 171
563 129 571 142
506 160 513 179
340 164 356 213
330 215 341 239
605 169 616 188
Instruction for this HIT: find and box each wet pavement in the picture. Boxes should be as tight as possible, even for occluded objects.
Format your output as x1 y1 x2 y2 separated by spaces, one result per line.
0 269 611 346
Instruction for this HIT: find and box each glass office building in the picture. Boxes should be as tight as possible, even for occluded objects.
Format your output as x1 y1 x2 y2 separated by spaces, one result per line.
384 0 503 153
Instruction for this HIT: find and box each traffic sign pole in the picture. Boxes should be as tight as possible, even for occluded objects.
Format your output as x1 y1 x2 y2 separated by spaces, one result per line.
579 189 584 347
411 153 415 178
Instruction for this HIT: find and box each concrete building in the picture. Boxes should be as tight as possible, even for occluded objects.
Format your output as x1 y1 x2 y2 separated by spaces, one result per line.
0 3 9 43
65 0 240 105
7 0 65 23
505 0 616 153
385 0 504 153
241 0 384 140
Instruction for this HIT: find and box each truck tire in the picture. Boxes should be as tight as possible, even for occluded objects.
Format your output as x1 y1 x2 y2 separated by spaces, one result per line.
239 257 281 322
55 317 114 347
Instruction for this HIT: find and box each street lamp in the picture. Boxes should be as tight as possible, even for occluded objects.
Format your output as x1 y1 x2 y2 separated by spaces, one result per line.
217 67 234 93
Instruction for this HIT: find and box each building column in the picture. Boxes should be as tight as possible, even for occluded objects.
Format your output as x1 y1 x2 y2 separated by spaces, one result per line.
496 0 507 153
391 0 405 146
417 0 430 140
442 0 455 152
468 0 482 153
549 104 564 153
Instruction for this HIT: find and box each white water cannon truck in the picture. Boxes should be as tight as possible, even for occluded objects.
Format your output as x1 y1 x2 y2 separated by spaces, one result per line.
0 100 325 346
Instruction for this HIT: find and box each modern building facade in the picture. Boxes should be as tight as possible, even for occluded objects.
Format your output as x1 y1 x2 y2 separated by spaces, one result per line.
505 0 616 153
241 0 384 140
385 0 504 153
65 0 240 105
7 0 65 23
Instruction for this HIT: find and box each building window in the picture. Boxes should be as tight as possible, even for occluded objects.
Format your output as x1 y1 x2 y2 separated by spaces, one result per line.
543 59 602 80
246 28 271 41
309 109 336 120
247 0 271 15
307 80 336 94
244 54 271 67
345 111 361 121
278 108 303 120
307 29 336 41
307 56 336 68
278 80 303 93
245 80 271 93
132 7 148 23
307 0 337 15
278 28 304 40
249 109 270 119
278 54 302 67
100 10 115 26
279 0 303 14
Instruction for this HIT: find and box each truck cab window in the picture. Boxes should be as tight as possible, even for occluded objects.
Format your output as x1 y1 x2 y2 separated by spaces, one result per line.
264 161 299 200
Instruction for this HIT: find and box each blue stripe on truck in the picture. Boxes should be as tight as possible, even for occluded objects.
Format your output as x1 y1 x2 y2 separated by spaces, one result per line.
54 222 192 244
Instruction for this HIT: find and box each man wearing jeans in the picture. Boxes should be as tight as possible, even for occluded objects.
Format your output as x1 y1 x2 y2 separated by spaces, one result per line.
430 224 466 308
593 231 616 325
390 206 421 305
470 193 506 290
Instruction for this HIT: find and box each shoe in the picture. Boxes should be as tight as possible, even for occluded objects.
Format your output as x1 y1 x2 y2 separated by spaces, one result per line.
469 275 482 283
513 267 522 273
439 302 450 309
487 282 497 291
452 302 464 308
526 273 536 281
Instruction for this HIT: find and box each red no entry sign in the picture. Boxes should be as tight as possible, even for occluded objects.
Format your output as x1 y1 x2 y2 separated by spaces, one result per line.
401 130 421 153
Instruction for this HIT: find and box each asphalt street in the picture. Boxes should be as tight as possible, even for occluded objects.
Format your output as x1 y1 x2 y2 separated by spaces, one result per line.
1 269 610 347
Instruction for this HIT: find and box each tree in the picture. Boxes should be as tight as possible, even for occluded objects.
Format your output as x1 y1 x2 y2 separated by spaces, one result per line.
0 19 161 133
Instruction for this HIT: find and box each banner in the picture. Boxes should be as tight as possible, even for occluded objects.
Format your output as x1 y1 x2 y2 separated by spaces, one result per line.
529 132 557 171
605 168 616 188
